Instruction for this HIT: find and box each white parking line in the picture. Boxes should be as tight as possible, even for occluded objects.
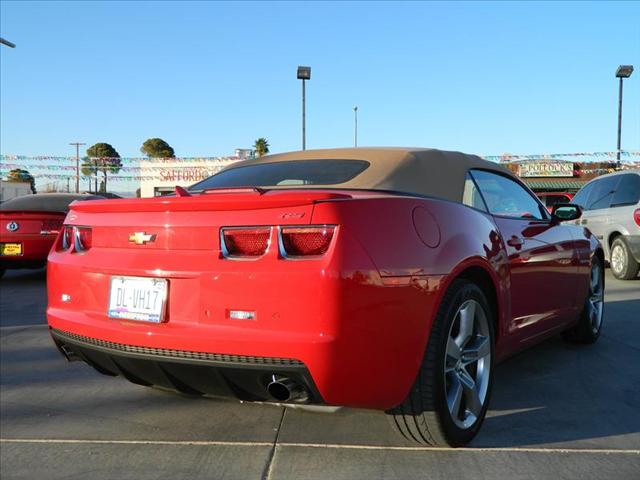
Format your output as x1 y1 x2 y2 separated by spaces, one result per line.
279 443 640 454
0 438 272 447
1 438 638 454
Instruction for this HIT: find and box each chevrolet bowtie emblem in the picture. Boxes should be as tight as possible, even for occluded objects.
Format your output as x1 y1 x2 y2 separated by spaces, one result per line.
128 232 157 245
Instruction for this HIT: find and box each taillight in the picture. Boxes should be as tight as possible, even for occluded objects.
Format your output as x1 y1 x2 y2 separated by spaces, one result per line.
60 226 74 250
279 226 335 257
221 227 271 257
75 227 92 251
634 209 640 227
59 226 92 252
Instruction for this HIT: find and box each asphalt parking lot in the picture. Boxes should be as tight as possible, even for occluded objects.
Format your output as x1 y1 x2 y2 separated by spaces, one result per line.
1 269 639 479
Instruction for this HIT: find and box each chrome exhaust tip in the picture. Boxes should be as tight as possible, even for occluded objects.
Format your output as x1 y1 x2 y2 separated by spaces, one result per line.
267 375 309 403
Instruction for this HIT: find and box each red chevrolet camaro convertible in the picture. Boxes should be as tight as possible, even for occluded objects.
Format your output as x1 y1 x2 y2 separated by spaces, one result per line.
47 148 603 446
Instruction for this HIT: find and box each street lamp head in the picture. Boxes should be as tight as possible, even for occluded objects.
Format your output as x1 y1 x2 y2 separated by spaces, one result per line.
297 66 311 80
616 65 634 78
0 37 16 48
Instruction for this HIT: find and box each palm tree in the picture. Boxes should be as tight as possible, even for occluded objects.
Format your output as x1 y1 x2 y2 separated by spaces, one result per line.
253 138 270 157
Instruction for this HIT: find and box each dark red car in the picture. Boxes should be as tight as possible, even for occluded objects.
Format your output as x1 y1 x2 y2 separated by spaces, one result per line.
0 193 103 278
47 148 603 446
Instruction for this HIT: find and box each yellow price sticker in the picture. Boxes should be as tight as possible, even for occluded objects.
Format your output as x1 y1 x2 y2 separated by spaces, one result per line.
0 243 22 256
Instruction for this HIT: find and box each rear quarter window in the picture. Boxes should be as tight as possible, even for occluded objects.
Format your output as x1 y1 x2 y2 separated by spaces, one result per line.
462 173 488 212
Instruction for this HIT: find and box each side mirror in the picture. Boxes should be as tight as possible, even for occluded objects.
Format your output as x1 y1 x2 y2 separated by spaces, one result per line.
552 203 582 222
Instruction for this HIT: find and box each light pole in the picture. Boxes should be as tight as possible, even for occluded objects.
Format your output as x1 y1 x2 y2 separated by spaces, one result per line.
0 38 16 48
69 142 86 193
297 66 311 150
615 65 634 163
353 106 358 147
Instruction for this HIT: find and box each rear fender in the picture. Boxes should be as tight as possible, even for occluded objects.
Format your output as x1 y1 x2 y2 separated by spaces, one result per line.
311 197 509 399
435 256 508 347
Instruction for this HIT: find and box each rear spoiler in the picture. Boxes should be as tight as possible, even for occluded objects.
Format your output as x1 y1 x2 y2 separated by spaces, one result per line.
155 186 266 198
69 189 353 213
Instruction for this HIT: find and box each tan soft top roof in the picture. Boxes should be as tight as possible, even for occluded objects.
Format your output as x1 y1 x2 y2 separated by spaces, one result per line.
221 147 514 203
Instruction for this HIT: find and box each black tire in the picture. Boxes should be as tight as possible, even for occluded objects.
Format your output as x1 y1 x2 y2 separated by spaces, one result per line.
610 237 640 280
0 268 5 279
563 256 605 344
387 279 495 447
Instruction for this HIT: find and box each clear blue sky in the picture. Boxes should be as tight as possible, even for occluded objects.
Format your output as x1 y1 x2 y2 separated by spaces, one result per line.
1 1 639 159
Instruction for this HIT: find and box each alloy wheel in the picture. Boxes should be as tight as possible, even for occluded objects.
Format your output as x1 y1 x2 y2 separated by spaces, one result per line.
444 299 491 429
611 244 626 275
588 262 604 334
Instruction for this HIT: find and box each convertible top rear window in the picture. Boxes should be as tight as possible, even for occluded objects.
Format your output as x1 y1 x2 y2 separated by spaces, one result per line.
190 159 370 191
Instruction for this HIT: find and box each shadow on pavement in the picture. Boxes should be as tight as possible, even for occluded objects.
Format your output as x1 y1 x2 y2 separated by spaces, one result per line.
1 273 638 451
0 268 47 327
279 298 640 449
0 267 47 285
0 326 285 443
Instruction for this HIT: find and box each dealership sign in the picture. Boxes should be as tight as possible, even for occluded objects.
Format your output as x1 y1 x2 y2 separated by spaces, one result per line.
158 167 212 182
517 161 574 178
139 158 239 197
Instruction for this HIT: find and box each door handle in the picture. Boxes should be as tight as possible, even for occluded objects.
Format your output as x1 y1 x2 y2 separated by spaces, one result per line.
507 236 524 249
581 218 588 225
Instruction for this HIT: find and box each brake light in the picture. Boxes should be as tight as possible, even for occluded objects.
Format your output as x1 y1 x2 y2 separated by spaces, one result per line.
221 227 271 257
280 226 335 257
634 209 640 227
59 226 74 250
75 227 92 251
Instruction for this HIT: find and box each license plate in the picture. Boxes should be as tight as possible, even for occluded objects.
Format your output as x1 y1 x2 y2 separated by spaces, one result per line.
0 243 22 256
108 276 168 323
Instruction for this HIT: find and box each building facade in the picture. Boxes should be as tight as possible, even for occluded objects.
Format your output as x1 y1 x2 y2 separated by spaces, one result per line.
504 159 620 193
139 157 243 197
0 180 32 202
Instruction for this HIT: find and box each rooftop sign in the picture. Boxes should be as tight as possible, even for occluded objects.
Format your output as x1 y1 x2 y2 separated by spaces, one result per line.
517 161 574 178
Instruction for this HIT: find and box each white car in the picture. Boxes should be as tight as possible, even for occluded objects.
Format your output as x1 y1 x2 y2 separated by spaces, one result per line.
571 170 640 279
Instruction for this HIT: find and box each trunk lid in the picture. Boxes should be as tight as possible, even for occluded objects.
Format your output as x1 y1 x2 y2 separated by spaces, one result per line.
0 211 65 236
66 189 352 251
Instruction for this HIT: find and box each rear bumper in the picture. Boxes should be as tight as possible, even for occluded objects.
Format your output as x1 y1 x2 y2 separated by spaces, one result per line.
46 243 445 410
0 233 55 267
50 327 324 403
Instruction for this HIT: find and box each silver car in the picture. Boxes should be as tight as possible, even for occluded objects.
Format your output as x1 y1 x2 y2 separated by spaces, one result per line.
570 170 640 279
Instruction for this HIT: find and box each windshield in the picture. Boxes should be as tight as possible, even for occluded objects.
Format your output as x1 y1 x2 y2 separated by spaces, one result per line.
573 176 621 211
189 159 370 191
